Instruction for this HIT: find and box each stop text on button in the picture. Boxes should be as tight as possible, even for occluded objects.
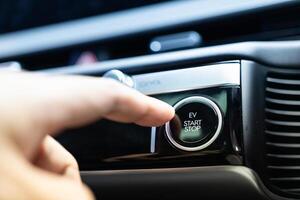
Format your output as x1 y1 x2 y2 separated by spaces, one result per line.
183 119 202 132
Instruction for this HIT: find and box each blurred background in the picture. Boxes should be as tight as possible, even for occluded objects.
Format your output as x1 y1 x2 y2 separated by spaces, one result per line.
0 0 170 34
0 1 299 71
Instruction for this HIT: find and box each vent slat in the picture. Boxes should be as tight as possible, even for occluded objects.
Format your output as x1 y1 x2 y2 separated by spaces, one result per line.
270 177 300 181
265 109 300 116
267 154 300 159
267 77 300 85
282 188 300 193
265 119 300 126
268 166 300 170
266 97 300 106
266 87 300 95
266 142 300 148
265 130 300 137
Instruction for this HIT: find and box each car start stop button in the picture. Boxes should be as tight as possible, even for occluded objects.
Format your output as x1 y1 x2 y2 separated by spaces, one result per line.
165 96 223 151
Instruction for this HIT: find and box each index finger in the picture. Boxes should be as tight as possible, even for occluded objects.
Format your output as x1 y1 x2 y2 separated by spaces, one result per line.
0 73 175 136
41 76 175 132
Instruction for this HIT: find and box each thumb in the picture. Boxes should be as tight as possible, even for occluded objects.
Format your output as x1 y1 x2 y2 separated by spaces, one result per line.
27 169 95 200
0 142 94 200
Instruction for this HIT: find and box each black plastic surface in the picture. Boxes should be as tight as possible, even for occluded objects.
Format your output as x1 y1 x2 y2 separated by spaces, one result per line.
241 60 269 190
82 166 269 200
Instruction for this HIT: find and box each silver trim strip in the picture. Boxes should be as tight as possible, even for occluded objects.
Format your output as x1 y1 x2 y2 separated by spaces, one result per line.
165 96 223 152
150 127 156 153
132 62 240 95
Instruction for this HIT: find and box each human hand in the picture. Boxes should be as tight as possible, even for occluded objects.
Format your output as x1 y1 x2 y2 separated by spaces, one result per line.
0 72 174 200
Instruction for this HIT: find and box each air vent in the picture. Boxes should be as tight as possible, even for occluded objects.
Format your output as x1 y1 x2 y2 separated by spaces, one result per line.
265 71 300 196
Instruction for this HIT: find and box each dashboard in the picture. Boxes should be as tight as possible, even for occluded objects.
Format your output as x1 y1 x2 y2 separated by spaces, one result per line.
2 0 300 200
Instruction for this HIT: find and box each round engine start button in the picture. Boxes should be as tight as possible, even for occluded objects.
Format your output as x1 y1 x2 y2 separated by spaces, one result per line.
165 96 223 151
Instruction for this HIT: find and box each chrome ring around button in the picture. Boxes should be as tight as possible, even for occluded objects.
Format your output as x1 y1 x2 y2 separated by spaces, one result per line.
165 96 223 152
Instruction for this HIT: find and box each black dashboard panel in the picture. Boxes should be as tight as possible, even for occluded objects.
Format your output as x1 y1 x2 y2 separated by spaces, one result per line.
57 62 242 170
58 85 241 170
58 120 152 170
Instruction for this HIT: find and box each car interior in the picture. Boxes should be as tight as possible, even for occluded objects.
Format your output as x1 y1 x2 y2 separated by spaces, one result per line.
2 0 300 199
